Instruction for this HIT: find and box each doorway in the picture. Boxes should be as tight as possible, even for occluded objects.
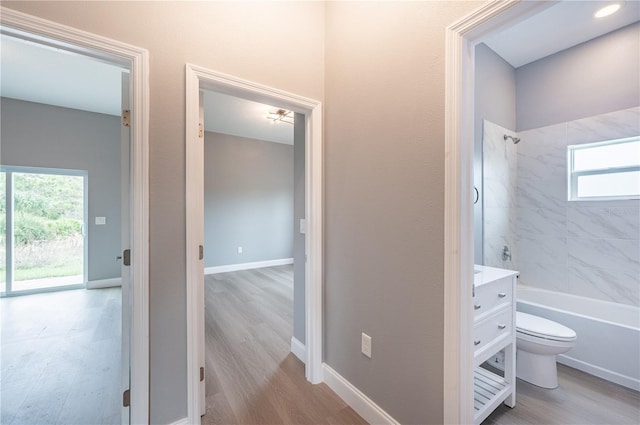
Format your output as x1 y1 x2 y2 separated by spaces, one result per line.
0 8 149 424
185 64 323 423
444 0 639 422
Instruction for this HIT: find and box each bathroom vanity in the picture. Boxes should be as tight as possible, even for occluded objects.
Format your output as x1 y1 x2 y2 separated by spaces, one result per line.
473 265 518 424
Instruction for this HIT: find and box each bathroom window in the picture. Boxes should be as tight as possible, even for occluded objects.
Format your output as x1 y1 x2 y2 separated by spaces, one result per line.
568 136 640 201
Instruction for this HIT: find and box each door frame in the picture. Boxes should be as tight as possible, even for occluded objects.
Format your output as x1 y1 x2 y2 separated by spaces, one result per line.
0 7 150 424
443 1 555 423
185 64 323 423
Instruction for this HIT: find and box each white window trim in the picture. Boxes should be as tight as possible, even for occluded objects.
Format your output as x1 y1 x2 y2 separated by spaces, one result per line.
568 136 640 202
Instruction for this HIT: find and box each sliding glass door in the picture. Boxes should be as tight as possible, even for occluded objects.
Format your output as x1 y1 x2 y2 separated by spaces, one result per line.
1 167 87 296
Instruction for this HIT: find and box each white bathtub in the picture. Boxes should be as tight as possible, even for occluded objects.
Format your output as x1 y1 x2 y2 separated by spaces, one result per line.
517 285 640 391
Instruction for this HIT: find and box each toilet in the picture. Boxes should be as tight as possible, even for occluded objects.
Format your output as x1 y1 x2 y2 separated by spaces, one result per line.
515 311 577 389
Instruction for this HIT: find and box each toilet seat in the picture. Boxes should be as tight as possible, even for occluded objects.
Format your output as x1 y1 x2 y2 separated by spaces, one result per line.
516 312 577 342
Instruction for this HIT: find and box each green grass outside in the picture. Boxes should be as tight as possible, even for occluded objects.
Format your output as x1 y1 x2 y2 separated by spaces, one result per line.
0 237 82 284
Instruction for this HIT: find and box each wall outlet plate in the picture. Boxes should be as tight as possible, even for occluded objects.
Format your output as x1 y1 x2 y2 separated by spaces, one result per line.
237 246 243 254
361 332 372 358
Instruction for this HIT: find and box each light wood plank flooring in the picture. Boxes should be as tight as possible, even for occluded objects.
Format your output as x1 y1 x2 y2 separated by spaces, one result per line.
1 287 121 425
203 265 367 425
484 363 640 424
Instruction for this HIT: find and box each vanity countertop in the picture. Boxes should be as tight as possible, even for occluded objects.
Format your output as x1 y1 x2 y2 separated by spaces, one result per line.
474 264 518 288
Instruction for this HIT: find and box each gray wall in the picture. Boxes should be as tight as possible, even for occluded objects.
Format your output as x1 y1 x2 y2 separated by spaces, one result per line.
516 22 640 131
474 43 516 265
0 97 121 282
325 2 478 424
293 113 305 344
203 132 293 268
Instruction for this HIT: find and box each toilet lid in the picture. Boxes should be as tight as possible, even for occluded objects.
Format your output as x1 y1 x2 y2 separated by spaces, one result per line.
516 312 577 341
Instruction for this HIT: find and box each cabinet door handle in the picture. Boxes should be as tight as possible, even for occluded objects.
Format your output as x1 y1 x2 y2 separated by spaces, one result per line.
498 324 506 330
498 292 507 298
474 339 481 346
474 304 481 310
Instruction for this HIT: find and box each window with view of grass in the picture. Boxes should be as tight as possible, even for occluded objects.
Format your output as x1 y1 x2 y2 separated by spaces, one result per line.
568 136 640 201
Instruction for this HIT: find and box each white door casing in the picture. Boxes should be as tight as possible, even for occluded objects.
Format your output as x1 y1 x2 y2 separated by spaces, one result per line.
198 90 206 417
185 64 323 424
121 71 132 424
0 8 150 424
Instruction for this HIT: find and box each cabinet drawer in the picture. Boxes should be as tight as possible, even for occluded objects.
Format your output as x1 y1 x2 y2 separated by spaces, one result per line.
474 277 512 321
473 309 512 355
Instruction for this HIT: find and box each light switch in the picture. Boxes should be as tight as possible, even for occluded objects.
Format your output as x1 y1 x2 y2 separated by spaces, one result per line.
299 219 306 235
95 217 106 225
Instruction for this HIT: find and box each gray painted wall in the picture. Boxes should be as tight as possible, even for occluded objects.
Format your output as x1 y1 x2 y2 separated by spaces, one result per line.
516 22 640 131
1 97 121 282
474 43 516 265
203 132 293 268
293 113 305 344
325 2 479 424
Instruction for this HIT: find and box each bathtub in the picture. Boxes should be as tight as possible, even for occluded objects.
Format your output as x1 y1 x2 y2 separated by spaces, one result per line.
517 285 640 391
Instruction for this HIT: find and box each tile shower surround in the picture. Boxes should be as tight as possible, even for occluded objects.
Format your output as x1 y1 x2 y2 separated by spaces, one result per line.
483 107 640 307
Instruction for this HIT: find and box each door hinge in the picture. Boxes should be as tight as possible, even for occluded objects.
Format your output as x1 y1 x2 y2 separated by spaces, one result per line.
123 249 131 266
198 122 203 138
123 389 130 407
122 109 131 127
199 245 204 260
200 367 205 382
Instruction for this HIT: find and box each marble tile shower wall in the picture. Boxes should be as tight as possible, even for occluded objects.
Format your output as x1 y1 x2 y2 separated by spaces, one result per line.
483 120 518 270
516 107 640 307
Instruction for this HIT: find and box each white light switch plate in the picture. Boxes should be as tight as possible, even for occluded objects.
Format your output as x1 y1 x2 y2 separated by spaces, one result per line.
299 219 306 234
95 217 106 225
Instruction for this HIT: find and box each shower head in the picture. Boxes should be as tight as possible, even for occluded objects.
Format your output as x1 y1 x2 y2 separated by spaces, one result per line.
504 134 521 144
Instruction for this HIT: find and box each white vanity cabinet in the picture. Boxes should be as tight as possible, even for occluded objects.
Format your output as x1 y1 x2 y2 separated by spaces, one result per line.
473 265 518 425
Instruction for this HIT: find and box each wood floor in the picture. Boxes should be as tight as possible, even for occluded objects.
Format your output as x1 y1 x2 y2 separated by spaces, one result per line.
203 265 367 425
1 287 121 425
484 363 640 425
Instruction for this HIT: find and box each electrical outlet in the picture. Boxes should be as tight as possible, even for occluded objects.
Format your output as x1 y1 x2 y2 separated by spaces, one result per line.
237 246 243 254
361 333 372 358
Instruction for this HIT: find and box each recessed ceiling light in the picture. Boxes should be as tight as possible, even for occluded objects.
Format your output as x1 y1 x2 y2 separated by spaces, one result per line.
594 3 622 18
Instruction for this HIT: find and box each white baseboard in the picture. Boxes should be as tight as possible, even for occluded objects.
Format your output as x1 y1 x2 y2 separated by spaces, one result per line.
291 337 306 363
167 418 188 425
322 364 399 425
86 277 122 289
558 354 640 391
204 258 293 274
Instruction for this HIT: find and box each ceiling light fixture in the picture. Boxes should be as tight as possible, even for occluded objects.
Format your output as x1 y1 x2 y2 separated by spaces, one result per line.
594 3 622 18
266 108 294 125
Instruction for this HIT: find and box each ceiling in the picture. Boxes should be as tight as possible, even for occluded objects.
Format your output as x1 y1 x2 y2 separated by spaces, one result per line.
484 0 639 68
0 35 294 145
1 1 638 140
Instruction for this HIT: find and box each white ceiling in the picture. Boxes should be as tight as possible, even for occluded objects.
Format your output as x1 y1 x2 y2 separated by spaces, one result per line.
1 35 126 116
0 34 294 145
484 0 640 68
203 91 294 145
1 1 638 139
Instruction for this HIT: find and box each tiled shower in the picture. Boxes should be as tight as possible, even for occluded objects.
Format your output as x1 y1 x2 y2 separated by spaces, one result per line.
483 106 640 308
